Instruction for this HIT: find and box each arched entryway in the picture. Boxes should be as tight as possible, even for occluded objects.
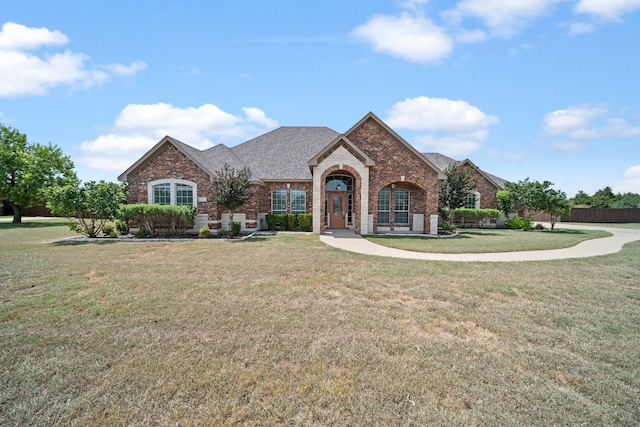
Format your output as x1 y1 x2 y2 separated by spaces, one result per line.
374 181 429 233
325 174 354 229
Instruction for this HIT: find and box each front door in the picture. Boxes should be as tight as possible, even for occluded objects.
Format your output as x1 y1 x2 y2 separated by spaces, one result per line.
328 192 346 228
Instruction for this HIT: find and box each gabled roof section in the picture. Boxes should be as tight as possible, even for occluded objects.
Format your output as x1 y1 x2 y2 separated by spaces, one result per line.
118 136 221 182
422 152 506 190
308 135 375 168
231 127 340 180
346 112 446 180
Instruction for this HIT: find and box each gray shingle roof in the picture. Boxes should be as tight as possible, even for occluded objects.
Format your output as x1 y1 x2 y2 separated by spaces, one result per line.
231 127 340 180
422 152 506 190
422 152 457 171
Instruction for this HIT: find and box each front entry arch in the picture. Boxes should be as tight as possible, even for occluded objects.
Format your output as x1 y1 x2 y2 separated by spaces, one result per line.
325 174 353 229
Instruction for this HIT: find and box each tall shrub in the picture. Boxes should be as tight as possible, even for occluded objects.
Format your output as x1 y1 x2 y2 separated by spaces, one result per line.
298 214 312 232
117 204 196 237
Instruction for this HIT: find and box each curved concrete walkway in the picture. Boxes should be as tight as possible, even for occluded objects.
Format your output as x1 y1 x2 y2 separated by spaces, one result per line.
319 223 640 262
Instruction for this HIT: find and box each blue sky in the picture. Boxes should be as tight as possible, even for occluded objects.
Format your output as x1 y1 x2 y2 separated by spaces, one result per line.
2 0 640 196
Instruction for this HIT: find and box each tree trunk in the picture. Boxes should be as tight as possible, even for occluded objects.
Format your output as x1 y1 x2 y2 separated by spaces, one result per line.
11 204 23 224
228 211 234 238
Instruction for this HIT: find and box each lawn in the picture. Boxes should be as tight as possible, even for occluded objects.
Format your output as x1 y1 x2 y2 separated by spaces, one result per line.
1 222 639 425
365 228 611 253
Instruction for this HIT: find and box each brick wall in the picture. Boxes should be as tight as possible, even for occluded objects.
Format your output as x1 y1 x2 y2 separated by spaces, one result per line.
126 142 220 220
463 164 500 209
346 117 440 232
126 142 316 229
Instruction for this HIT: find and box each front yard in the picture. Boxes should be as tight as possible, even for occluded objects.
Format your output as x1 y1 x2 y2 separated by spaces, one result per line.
1 221 639 425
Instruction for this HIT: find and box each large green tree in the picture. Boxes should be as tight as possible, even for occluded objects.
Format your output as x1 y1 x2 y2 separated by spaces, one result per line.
211 163 252 238
46 180 128 238
0 124 76 223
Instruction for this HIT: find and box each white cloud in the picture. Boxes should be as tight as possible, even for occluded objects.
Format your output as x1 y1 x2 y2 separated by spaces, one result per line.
543 105 640 140
0 22 67 50
352 13 453 63
102 61 147 76
386 96 497 156
243 107 279 128
386 96 498 133
575 0 640 21
567 21 597 35
0 22 146 97
442 0 565 37
543 105 608 136
75 103 279 175
615 164 640 193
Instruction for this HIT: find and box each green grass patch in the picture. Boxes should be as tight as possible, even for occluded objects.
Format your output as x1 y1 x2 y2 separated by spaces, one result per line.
1 222 639 425
365 229 611 253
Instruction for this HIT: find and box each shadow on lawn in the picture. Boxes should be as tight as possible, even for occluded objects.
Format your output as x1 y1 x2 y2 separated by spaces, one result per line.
0 221 67 229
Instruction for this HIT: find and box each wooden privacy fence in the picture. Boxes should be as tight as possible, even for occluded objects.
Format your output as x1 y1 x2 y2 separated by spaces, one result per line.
534 208 640 223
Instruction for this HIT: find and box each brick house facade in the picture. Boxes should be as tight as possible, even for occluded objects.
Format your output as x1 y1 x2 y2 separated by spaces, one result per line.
119 112 505 234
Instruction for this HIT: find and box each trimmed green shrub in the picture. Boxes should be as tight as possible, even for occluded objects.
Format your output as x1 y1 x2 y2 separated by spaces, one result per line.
199 226 211 239
115 219 129 235
233 221 241 237
118 204 197 237
452 208 501 228
136 228 151 238
265 214 276 231
286 214 297 231
102 225 116 238
277 213 288 231
298 214 312 232
506 215 534 231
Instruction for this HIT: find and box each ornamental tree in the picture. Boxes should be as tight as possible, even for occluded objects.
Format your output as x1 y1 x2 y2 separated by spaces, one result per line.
46 180 128 237
439 161 476 225
541 188 571 230
210 163 252 238
0 124 76 223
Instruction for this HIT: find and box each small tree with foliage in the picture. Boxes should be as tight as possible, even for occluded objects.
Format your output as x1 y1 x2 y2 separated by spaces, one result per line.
211 163 252 238
541 188 571 230
46 180 128 237
439 161 476 227
502 178 570 230
0 124 76 223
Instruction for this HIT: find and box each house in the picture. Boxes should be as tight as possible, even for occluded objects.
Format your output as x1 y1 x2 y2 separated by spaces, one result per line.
118 112 505 234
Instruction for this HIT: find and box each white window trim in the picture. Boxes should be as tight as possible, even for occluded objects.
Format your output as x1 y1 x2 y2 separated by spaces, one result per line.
394 188 410 225
271 188 287 214
465 191 481 209
290 189 306 214
148 179 198 207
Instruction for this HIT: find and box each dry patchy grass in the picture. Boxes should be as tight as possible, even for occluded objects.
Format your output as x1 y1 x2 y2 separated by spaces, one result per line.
1 222 639 425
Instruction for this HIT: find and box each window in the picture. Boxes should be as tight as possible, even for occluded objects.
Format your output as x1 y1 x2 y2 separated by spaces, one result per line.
394 189 409 224
271 189 287 214
326 175 352 191
148 179 197 206
378 188 390 224
153 183 171 205
176 183 193 206
464 192 480 209
290 189 306 214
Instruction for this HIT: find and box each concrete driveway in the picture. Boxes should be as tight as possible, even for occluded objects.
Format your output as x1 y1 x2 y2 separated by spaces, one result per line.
319 223 640 262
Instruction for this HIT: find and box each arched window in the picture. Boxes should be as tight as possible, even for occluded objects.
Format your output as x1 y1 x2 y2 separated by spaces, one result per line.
464 191 480 209
148 179 197 206
325 175 353 191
